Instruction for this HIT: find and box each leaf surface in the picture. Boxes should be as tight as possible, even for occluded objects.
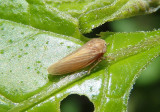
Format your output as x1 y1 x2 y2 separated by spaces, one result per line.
0 0 160 112
1 19 160 111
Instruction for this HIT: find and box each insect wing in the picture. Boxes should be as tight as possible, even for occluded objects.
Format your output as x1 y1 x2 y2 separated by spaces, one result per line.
48 47 101 75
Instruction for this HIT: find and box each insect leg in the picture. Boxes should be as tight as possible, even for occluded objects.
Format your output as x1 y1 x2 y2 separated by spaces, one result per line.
87 57 103 75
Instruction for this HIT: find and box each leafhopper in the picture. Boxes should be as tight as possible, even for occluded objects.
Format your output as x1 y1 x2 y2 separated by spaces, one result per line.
48 38 107 75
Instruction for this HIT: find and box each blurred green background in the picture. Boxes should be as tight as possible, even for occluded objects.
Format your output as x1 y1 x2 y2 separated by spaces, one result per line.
61 9 160 112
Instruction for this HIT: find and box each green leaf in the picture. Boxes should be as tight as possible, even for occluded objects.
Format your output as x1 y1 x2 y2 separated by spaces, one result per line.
0 0 80 38
0 0 160 112
1 0 160 36
45 0 160 33
0 19 83 111
1 19 160 111
78 0 160 33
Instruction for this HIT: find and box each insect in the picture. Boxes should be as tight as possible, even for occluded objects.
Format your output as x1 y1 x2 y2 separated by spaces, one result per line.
47 38 107 75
